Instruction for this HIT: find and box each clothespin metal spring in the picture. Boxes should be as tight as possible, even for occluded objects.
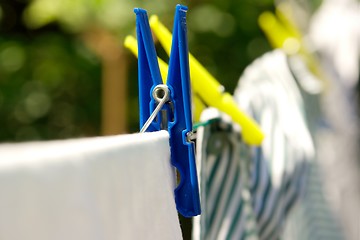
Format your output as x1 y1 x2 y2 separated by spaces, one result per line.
140 84 170 133
141 84 197 145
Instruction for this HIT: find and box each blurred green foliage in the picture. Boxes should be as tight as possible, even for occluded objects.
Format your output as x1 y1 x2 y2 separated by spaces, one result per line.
0 29 101 141
0 0 278 142
24 0 184 33
186 0 274 91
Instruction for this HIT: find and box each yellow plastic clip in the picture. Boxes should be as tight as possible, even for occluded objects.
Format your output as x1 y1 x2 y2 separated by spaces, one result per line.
124 17 264 145
258 11 300 55
149 15 264 145
275 3 302 40
125 35 169 82
258 6 326 83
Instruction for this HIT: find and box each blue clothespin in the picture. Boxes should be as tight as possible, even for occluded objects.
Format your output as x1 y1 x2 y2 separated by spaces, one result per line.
134 4 201 217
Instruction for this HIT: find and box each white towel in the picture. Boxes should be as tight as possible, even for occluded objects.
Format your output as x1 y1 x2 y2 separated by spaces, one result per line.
0 131 182 240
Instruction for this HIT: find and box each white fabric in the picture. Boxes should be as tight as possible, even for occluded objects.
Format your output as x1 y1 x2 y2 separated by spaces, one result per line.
234 50 315 240
193 50 315 240
0 131 182 240
309 0 360 89
309 1 360 239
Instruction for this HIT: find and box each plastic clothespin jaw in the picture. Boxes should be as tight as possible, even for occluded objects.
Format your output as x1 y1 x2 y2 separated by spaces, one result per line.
135 8 162 132
135 5 201 218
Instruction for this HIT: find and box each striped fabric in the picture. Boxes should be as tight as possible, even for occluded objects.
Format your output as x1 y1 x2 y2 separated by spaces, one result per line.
282 162 345 240
192 109 258 240
309 1 360 239
281 56 348 239
235 50 315 240
237 50 345 240
193 50 315 240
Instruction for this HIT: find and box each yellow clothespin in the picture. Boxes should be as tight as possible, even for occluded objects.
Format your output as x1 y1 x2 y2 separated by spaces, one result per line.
150 16 264 145
125 16 265 145
125 35 169 82
258 11 301 55
275 3 302 40
258 4 326 83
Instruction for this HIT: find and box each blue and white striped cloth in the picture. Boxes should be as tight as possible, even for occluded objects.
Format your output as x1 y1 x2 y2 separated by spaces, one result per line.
193 109 258 240
193 50 317 240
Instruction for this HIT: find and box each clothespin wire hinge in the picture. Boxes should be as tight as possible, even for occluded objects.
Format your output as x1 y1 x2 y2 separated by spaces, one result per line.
140 84 171 133
140 84 198 144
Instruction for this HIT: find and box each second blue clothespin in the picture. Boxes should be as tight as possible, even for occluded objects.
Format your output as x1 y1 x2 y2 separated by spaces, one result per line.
135 5 201 217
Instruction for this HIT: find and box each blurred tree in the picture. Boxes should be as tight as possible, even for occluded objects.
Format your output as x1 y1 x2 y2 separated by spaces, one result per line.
0 35 102 141
0 1 102 141
186 0 274 91
23 0 184 135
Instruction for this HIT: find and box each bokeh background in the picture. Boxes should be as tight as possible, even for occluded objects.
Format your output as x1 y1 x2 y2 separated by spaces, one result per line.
0 0 322 142
1 0 358 239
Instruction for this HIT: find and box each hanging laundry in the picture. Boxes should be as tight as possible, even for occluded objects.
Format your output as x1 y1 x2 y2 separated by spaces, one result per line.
308 1 360 239
193 108 258 240
0 131 182 240
234 50 315 239
310 0 360 89
258 5 353 238
193 50 316 240
281 56 346 240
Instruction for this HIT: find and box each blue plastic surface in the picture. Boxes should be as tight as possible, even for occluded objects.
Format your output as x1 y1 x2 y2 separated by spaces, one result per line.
135 5 201 217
